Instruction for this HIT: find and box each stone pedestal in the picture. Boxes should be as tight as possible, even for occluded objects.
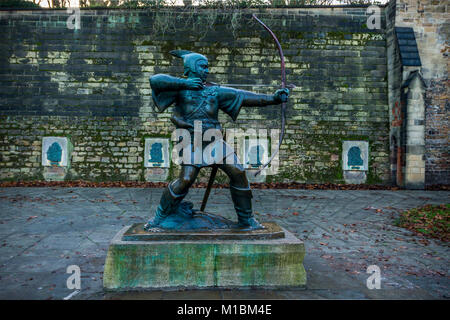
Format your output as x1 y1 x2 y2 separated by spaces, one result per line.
103 223 306 290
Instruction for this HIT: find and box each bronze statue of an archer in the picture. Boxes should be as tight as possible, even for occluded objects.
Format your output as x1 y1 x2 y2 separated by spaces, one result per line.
144 50 289 231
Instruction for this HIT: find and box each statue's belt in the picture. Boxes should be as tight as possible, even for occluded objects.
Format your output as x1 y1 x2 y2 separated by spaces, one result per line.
170 115 220 130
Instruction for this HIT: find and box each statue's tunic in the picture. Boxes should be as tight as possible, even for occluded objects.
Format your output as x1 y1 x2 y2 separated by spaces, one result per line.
151 84 246 168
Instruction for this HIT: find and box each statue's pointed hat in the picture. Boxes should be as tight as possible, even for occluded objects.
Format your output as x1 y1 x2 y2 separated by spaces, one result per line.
170 50 208 76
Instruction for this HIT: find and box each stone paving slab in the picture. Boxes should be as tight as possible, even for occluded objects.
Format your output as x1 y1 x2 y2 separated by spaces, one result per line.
0 187 448 300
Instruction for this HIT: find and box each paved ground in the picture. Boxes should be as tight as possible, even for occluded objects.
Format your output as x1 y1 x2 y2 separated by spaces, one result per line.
0 187 448 300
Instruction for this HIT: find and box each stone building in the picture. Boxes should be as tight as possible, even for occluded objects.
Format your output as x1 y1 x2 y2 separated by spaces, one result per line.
386 0 448 189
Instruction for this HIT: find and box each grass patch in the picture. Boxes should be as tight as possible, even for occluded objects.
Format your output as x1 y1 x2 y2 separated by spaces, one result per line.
395 204 450 242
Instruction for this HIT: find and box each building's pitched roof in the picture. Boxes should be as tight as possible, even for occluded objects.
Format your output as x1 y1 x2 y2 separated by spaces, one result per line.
395 27 422 67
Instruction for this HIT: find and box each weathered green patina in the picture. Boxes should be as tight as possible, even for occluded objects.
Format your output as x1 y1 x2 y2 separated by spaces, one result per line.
124 222 285 241
103 225 306 289
146 48 289 230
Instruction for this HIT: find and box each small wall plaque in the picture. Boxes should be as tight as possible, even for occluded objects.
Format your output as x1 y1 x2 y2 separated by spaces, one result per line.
42 137 69 167
144 138 170 168
243 138 268 169
342 141 369 171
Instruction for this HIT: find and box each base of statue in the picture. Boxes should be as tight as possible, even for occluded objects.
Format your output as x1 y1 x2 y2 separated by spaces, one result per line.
103 220 306 290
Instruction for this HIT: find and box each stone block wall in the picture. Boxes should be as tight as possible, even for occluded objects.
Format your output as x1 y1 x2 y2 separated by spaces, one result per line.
0 6 392 183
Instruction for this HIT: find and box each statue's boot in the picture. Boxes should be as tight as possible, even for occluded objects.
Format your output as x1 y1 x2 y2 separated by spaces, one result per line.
230 185 263 230
144 184 187 229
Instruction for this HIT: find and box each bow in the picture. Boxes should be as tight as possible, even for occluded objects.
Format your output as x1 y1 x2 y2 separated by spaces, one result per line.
252 14 287 177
